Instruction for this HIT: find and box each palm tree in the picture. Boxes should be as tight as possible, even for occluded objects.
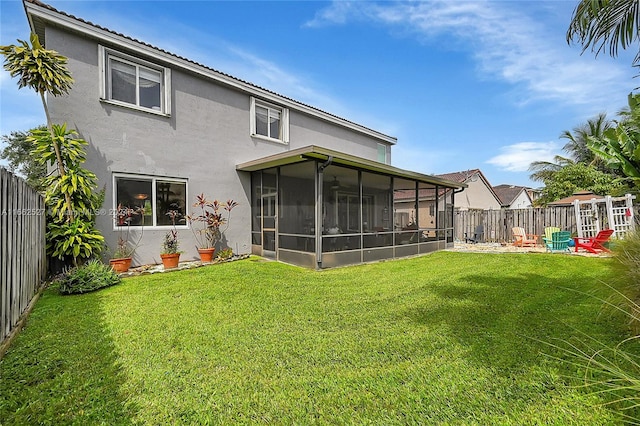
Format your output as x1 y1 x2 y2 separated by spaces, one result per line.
560 113 612 168
529 113 614 183
567 0 640 67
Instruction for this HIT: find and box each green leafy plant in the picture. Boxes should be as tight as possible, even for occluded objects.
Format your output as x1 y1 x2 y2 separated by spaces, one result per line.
47 218 104 261
29 124 104 265
185 194 238 249
58 259 121 295
588 93 640 191
532 162 626 206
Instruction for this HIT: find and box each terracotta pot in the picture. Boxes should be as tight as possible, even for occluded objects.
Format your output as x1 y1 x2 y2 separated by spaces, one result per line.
110 257 132 273
198 248 215 262
160 253 180 269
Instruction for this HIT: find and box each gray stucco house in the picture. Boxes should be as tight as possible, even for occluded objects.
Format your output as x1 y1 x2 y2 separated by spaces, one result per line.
24 0 463 269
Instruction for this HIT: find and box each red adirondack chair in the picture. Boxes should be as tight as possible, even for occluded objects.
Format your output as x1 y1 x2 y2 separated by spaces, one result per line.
573 229 615 254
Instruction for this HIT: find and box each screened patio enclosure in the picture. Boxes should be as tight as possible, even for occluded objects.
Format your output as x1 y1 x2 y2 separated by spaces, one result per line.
237 146 464 269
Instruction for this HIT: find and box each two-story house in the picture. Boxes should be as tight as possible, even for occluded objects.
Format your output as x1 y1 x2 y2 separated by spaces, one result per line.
23 0 463 269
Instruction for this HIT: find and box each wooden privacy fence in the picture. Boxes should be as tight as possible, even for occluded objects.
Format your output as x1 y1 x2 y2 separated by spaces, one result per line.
456 206 582 243
1 168 47 349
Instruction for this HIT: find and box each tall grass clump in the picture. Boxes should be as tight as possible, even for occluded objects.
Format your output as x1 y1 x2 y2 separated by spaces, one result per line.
561 231 640 423
612 230 640 333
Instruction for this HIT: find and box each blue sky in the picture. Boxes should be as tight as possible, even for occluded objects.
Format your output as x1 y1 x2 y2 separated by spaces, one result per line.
1 0 638 187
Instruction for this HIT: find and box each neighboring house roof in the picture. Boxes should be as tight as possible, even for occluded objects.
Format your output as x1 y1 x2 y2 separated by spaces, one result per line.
492 184 533 207
547 191 605 206
435 169 484 184
23 0 396 145
434 169 502 205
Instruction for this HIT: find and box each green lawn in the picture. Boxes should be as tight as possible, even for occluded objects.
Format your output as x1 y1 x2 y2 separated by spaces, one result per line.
0 252 636 424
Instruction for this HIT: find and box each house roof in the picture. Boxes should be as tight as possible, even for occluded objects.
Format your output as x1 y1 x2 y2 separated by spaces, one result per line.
435 169 483 184
236 145 465 189
492 184 531 207
23 0 397 145
547 191 605 206
433 169 502 205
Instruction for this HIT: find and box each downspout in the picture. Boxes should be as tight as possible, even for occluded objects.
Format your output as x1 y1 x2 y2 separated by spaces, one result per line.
452 186 464 242
316 156 333 269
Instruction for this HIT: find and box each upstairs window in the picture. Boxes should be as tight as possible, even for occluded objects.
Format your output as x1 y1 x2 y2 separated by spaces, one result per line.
250 97 289 143
99 46 171 115
377 143 388 164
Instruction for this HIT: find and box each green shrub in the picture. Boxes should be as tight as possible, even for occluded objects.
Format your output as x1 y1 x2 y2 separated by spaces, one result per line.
58 259 121 295
218 247 233 260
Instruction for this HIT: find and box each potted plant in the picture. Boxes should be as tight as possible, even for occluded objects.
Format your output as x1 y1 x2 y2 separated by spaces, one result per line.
109 204 144 273
186 194 238 262
160 209 182 269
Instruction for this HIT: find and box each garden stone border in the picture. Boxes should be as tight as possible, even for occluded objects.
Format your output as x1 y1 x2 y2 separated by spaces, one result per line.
118 254 251 277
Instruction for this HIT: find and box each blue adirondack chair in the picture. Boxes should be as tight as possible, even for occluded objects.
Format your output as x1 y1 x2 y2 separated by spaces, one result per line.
546 231 572 253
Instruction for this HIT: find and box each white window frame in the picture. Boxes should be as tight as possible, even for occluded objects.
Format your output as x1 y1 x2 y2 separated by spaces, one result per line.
99 45 171 116
377 143 388 164
250 97 289 144
112 173 188 230
261 186 277 219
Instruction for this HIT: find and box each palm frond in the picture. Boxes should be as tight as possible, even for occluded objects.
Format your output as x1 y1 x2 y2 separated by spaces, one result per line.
567 0 640 66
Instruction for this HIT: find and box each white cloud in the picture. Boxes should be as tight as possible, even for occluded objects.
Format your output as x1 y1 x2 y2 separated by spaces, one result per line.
304 1 358 28
304 1 633 112
221 46 346 114
486 141 561 172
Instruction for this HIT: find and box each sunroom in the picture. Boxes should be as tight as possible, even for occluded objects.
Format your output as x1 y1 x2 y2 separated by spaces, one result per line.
237 146 465 269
